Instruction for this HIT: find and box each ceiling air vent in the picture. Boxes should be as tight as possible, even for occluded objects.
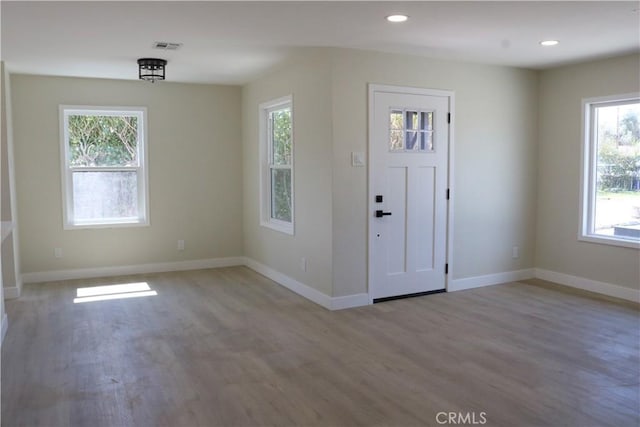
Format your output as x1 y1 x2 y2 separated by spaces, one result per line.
152 41 182 50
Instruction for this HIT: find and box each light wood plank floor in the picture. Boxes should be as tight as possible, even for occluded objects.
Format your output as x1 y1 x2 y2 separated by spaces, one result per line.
2 267 639 427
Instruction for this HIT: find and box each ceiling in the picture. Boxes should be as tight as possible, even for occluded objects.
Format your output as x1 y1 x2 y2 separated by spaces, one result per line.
2 1 639 85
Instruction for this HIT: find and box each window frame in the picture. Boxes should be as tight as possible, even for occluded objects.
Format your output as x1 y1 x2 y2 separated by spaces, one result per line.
59 105 150 230
579 93 640 249
258 95 294 235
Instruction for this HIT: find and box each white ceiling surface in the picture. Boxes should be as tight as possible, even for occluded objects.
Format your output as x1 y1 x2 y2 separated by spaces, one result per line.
1 1 639 85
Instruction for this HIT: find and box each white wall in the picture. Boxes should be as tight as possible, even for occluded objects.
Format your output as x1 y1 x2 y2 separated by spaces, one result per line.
242 48 539 299
537 54 640 290
242 49 334 296
11 75 243 274
330 49 539 297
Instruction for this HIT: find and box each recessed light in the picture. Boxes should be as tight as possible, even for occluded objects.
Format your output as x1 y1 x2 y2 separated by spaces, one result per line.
386 14 409 23
540 40 559 46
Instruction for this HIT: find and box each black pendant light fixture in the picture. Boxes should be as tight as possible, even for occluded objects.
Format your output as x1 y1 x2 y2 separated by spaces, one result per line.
137 58 167 82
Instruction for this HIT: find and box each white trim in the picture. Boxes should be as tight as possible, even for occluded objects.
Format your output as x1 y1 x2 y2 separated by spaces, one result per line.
579 93 640 249
448 269 535 292
22 257 245 284
244 257 331 309
258 95 294 235
20 256 369 311
59 105 150 230
535 268 640 303
330 293 370 310
367 84 455 300
4 286 20 300
1 314 8 345
577 234 640 249
243 258 369 310
4 66 23 300
446 92 456 293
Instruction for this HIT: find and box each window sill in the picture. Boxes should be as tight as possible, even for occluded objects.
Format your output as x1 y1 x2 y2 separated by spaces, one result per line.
64 219 150 230
260 219 294 235
578 234 640 249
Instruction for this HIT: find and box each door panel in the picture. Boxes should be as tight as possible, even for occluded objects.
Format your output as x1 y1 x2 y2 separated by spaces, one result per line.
370 88 449 300
386 166 408 274
414 166 435 272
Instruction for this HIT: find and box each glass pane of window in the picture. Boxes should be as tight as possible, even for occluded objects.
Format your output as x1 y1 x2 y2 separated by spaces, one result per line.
420 131 434 151
72 171 138 222
271 168 292 222
270 108 292 166
593 102 640 239
406 131 419 150
390 110 403 130
406 111 419 130
421 112 433 131
68 115 138 167
390 130 403 151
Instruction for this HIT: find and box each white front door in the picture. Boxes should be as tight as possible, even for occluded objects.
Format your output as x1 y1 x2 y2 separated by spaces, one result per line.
369 85 450 300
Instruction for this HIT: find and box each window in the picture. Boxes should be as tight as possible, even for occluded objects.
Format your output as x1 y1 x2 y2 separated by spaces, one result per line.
259 96 293 234
580 94 640 248
389 109 434 152
60 106 149 229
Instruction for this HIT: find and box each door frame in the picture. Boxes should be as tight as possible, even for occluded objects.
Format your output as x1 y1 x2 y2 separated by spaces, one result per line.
367 84 455 303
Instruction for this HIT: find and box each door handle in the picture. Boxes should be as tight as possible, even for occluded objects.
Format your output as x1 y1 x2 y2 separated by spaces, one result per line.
375 210 392 218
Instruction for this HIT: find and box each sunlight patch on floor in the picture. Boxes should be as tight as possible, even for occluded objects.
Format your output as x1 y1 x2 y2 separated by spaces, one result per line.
74 282 157 303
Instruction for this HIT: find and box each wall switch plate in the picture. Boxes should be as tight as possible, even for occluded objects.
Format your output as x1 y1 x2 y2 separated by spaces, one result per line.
178 240 185 251
512 246 519 259
351 152 365 167
54 248 62 258
300 257 307 272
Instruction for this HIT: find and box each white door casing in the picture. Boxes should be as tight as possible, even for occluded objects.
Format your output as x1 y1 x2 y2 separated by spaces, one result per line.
368 85 452 300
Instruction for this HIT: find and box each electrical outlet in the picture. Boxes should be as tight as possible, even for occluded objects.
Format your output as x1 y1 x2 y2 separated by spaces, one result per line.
177 240 185 251
300 257 307 272
54 248 63 258
512 246 520 259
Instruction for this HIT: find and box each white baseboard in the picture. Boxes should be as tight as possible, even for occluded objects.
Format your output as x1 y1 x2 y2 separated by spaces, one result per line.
243 258 369 310
448 268 535 292
244 258 332 309
535 268 640 303
21 257 245 284
4 286 20 299
330 293 370 310
1 313 8 346
18 256 368 311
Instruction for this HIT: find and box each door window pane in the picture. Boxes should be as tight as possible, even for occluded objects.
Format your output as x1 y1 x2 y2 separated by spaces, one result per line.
420 131 434 151
390 110 403 129
421 112 433 130
389 111 404 150
389 109 436 152
406 131 419 150
406 111 419 130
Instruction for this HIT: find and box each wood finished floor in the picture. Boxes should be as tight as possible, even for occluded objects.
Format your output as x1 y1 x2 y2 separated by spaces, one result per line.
2 267 639 427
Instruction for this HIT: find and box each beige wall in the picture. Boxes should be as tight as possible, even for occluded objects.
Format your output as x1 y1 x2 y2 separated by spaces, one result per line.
242 49 334 295
243 48 539 298
1 62 10 221
537 54 640 290
330 49 539 296
1 61 7 326
11 75 243 273
10 49 634 300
